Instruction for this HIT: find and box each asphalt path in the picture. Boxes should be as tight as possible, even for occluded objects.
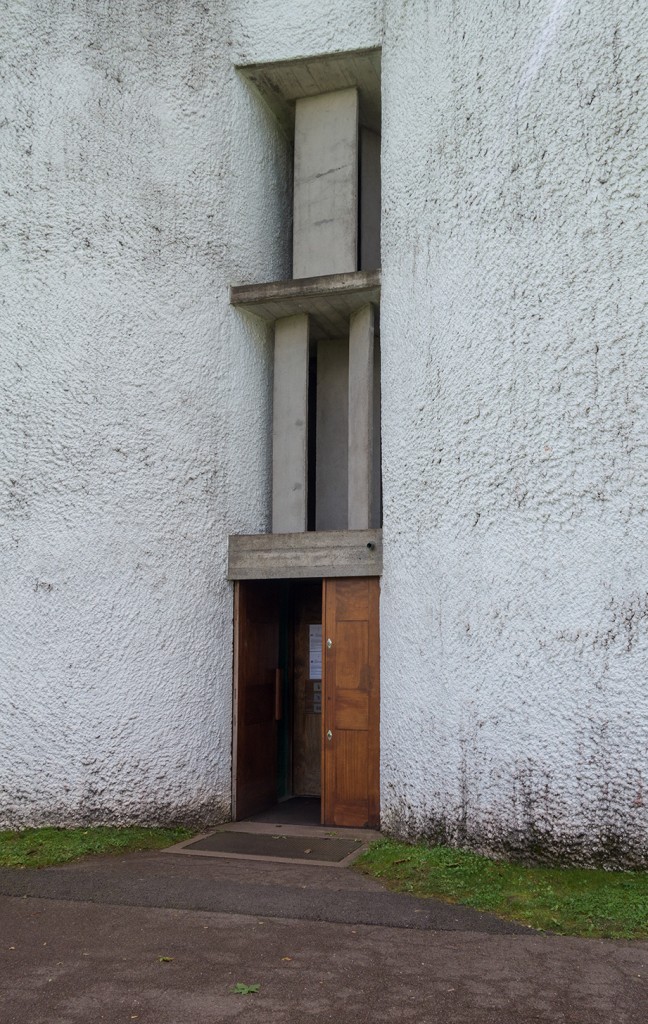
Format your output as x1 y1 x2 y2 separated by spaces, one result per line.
0 852 526 934
1 851 646 1023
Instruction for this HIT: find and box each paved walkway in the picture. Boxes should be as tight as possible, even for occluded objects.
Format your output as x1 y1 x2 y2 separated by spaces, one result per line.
1 849 646 1022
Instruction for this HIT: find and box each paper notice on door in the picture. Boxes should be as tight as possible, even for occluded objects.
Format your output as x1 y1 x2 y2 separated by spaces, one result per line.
309 624 322 680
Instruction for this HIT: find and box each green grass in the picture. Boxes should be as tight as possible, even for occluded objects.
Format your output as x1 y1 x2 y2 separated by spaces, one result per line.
0 826 193 869
355 838 648 939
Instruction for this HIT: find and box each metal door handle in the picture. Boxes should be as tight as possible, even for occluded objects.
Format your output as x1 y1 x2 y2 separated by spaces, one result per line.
326 730 332 741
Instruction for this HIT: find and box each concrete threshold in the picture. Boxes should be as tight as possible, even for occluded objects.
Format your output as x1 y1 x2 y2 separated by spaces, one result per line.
163 821 382 868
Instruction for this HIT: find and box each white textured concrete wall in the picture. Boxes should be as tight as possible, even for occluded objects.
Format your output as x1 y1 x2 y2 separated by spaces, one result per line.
228 0 383 66
380 0 648 866
3 0 647 866
0 0 291 827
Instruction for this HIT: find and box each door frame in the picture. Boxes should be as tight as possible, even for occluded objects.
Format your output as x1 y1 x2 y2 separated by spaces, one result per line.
231 581 241 822
232 576 380 826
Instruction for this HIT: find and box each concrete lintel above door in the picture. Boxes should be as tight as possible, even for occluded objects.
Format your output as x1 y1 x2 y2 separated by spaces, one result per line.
227 529 382 580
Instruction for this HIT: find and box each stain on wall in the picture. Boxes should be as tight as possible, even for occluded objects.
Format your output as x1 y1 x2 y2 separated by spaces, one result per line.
379 0 648 866
0 0 291 828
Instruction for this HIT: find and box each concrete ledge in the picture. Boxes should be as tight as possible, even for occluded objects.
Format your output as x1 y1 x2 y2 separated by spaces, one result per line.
230 270 380 340
227 529 382 580
237 48 381 137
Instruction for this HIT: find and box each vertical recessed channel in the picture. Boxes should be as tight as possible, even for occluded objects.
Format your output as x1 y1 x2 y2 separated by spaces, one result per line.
307 350 317 531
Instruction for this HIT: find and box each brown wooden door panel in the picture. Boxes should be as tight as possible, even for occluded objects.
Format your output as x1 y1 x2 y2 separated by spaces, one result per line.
335 621 369 688
334 690 369 730
234 580 282 820
322 577 380 828
333 578 371 620
333 730 370 826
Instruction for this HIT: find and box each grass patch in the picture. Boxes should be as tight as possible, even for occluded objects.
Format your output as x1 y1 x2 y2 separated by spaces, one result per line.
0 826 193 869
355 838 648 939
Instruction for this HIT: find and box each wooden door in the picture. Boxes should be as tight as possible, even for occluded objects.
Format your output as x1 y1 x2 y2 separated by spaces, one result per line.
322 577 380 827
234 580 282 820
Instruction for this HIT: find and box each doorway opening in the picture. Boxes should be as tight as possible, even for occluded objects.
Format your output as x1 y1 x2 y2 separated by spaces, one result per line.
233 576 380 829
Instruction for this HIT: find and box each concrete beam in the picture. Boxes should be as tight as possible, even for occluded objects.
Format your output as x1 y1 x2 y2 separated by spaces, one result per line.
230 270 380 340
293 88 359 279
228 529 383 580
272 314 309 533
348 304 375 530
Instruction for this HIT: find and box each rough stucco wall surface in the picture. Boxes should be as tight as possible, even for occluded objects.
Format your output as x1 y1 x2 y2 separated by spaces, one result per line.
228 0 383 65
380 0 648 865
3 0 647 869
0 0 291 827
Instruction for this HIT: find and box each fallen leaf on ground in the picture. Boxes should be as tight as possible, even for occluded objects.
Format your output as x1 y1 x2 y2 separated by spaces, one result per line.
231 983 260 995
158 956 174 963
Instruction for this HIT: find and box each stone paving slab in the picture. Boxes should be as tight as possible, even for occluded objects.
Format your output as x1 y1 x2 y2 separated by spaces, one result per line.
176 829 365 863
163 819 381 867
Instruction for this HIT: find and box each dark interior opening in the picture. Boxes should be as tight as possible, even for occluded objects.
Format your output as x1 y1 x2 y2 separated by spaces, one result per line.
243 796 321 827
236 579 322 825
